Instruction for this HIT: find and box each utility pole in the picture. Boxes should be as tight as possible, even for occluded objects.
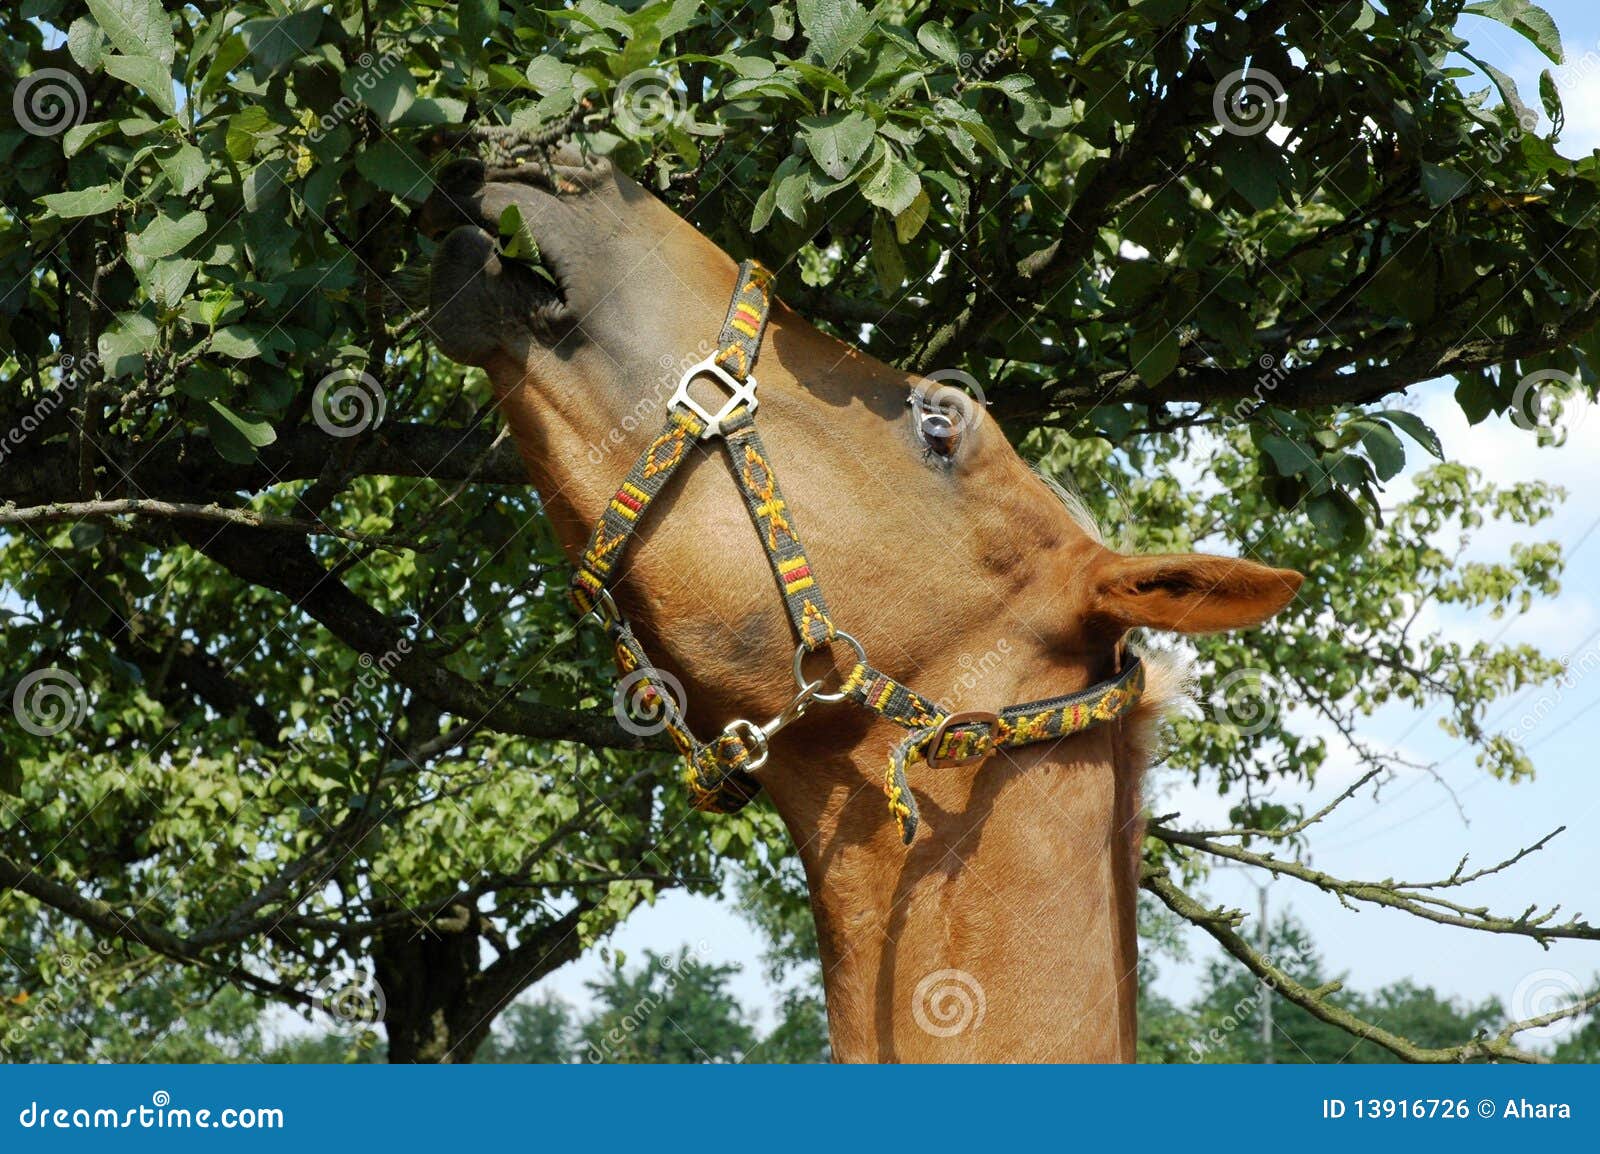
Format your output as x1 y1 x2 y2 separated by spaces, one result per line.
1258 882 1273 1064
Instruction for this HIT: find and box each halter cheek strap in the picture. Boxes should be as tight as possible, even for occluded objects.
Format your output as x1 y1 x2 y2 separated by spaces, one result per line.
570 259 1145 844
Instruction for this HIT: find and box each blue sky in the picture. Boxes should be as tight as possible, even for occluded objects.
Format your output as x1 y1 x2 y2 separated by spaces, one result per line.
536 1 1600 1045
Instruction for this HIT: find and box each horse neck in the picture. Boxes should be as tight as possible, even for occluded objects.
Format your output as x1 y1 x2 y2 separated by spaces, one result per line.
760 712 1141 1063
481 259 1143 1063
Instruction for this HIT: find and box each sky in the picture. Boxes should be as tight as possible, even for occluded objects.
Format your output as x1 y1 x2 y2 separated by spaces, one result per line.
536 1 1600 1045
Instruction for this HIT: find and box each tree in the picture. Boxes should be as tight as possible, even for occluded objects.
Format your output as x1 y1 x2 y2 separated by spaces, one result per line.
478 993 578 1063
3 0 1598 1061
578 948 757 1063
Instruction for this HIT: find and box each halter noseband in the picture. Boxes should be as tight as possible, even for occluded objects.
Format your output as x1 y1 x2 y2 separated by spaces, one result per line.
569 260 1145 844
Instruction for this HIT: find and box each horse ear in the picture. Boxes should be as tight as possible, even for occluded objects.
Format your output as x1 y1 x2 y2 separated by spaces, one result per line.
1089 552 1303 635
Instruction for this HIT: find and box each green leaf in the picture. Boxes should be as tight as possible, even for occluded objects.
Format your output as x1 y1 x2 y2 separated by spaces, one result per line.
140 257 200 308
86 0 176 66
62 120 118 158
156 142 207 196
354 139 430 201
343 61 415 124
1128 327 1179 386
526 55 576 94
795 0 875 68
128 209 206 260
1259 432 1317 476
67 17 106 72
870 212 905 294
1355 420 1406 481
225 106 277 162
798 112 876 181
895 189 930 243
1378 409 1444 459
750 155 803 231
1420 162 1472 207
205 399 277 463
38 184 123 218
1307 492 1366 548
915 22 961 66
861 151 922 216
209 325 269 360
459 0 498 55
1464 0 1563 65
1539 68 1563 135
101 54 177 116
238 11 324 79
1218 136 1281 212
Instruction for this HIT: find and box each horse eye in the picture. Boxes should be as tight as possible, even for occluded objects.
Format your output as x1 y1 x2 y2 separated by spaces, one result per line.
918 410 962 458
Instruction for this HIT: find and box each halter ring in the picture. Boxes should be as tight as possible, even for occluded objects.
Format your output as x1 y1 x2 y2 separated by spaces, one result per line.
793 631 867 704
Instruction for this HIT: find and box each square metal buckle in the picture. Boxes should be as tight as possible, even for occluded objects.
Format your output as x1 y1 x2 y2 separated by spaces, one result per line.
670 355 759 439
925 710 1000 769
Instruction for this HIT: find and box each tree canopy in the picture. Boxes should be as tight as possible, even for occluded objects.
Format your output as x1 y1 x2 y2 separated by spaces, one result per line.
3 0 1598 1061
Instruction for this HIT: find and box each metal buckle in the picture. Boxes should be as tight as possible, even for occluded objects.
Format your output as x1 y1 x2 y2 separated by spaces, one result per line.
925 710 1000 769
669 355 758 439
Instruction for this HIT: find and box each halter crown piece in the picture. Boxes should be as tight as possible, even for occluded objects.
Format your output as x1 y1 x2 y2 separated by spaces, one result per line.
570 260 1145 844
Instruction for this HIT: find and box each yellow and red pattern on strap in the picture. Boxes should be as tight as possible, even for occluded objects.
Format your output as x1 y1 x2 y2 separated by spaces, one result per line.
712 261 774 381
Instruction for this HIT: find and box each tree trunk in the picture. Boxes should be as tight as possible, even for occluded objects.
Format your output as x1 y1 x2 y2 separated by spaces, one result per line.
372 903 490 1064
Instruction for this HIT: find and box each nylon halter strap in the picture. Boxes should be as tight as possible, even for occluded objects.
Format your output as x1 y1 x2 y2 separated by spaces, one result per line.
570 259 1146 843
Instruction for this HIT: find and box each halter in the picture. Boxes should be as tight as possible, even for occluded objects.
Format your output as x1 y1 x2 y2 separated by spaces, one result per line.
569 260 1145 844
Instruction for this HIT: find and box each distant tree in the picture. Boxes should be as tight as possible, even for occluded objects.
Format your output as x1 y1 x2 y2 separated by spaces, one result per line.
479 993 577 1064
1143 914 1520 1064
579 949 757 1064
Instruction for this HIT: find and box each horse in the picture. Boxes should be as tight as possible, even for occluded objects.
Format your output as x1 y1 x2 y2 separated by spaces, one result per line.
415 152 1301 1062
